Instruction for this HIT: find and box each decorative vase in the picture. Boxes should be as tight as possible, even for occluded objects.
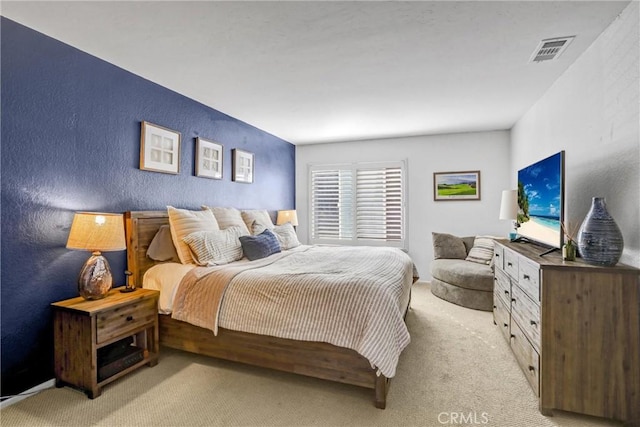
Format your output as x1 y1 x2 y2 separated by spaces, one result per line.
562 239 576 261
577 197 624 266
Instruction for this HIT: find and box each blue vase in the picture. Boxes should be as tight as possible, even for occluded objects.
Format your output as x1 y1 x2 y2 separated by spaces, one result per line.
577 197 624 266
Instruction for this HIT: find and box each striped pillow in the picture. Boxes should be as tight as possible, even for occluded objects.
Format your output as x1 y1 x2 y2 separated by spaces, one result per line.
465 236 495 265
252 221 301 250
241 210 274 235
203 206 250 235
183 226 247 266
239 229 281 261
167 206 220 264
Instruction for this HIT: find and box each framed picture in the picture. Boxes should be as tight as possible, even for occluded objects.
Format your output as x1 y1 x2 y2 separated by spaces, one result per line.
195 137 223 179
140 121 181 174
433 170 481 201
232 149 254 183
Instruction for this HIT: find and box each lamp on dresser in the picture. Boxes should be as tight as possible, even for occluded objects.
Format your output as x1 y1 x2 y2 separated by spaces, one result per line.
499 189 519 240
66 212 126 300
276 209 298 227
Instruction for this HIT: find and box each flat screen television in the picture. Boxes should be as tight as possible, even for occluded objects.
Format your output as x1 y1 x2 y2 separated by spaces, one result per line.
517 151 565 252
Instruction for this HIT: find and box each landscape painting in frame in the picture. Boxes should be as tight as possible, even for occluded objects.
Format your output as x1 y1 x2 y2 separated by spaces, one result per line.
433 171 481 201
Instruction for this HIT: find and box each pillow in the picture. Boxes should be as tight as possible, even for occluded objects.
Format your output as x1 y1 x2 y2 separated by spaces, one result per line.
167 206 220 264
183 226 247 266
432 232 467 260
253 221 300 250
239 229 281 261
466 236 495 265
146 225 180 262
241 210 274 235
203 206 250 235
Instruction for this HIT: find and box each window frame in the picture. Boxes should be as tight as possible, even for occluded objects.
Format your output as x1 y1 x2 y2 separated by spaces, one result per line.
308 160 407 249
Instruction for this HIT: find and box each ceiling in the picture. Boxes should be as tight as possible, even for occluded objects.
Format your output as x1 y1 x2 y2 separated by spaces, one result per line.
1 1 630 145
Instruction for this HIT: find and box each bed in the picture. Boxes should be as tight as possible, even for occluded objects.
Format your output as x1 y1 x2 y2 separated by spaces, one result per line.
125 210 417 408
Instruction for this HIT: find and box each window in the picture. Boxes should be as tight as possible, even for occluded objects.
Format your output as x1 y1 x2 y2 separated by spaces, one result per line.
309 160 406 248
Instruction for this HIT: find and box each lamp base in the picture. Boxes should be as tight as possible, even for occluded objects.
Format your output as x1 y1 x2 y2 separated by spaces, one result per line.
78 252 112 300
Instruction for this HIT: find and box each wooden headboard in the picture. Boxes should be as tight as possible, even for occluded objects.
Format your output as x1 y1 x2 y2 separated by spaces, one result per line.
125 211 170 287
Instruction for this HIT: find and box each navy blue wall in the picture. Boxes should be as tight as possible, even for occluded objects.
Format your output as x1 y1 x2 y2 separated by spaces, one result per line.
1 18 295 395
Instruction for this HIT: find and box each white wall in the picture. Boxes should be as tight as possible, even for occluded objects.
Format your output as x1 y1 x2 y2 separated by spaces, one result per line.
296 130 511 279
512 2 639 267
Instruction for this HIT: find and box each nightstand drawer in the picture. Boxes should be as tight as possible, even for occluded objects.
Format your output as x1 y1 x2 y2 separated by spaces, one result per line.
96 297 157 345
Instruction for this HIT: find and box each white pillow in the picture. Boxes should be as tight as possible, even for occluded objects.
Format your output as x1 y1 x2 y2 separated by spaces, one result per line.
241 209 274 235
167 206 220 264
203 206 250 235
465 236 495 265
183 226 247 266
253 221 300 250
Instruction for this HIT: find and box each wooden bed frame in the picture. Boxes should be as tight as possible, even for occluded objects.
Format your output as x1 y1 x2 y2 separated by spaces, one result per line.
125 210 412 409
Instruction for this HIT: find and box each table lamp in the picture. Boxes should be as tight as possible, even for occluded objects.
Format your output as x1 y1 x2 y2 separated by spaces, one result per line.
276 210 298 227
499 190 519 240
66 212 126 300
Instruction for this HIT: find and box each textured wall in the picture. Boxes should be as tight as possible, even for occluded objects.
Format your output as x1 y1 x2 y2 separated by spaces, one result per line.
1 18 295 394
511 2 639 267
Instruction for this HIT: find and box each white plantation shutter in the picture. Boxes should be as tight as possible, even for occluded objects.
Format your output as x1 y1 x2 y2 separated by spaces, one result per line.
309 161 406 248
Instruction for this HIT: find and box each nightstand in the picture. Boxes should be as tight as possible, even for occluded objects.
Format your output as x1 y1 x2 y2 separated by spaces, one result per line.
52 287 159 398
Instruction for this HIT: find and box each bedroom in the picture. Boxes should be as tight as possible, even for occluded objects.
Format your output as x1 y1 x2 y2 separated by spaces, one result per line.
1 1 638 426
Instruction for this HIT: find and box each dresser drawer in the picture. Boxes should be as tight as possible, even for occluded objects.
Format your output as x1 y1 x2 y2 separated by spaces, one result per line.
494 268 512 309
503 248 519 280
493 293 510 343
96 297 157 345
518 259 540 302
511 284 541 352
510 320 540 396
493 244 504 270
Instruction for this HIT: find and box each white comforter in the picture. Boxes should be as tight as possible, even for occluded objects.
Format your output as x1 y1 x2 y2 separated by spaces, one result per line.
145 245 415 378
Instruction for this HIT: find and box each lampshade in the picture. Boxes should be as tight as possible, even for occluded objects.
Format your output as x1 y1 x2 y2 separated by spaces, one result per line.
499 190 518 220
66 212 126 251
276 210 298 226
66 212 126 300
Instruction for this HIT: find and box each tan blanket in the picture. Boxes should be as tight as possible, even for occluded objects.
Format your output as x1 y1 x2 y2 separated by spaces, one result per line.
172 245 415 378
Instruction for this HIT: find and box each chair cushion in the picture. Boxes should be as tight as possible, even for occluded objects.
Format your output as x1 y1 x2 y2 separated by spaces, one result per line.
431 259 493 292
432 232 467 259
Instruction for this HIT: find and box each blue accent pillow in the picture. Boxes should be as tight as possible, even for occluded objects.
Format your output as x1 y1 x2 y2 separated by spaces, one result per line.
239 229 282 261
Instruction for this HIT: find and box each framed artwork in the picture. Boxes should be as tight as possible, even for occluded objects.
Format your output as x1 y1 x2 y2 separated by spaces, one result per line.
195 137 223 179
140 121 181 174
433 170 481 201
232 149 254 183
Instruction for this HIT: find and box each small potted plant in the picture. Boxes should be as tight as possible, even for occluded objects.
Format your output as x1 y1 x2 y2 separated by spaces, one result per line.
561 221 578 261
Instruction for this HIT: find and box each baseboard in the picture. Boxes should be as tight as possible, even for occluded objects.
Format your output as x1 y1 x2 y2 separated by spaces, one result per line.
0 378 55 409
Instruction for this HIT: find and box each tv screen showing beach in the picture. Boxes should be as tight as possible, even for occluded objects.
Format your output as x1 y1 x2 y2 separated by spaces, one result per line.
517 151 564 248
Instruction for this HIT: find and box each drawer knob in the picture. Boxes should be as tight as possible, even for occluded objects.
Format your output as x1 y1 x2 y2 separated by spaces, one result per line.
503 323 508 328
530 320 537 326
126 315 134 322
504 290 509 295
511 298 516 303
510 334 516 339
523 274 530 280
495 254 500 258
507 262 513 267
528 365 535 373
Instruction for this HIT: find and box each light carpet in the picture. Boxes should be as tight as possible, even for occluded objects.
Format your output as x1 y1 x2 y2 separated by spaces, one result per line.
0 282 621 427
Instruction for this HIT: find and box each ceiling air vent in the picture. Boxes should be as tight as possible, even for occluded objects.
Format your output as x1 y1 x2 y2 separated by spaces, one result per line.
529 36 575 63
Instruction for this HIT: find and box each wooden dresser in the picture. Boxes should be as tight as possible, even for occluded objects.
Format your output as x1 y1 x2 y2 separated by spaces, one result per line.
493 241 639 425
